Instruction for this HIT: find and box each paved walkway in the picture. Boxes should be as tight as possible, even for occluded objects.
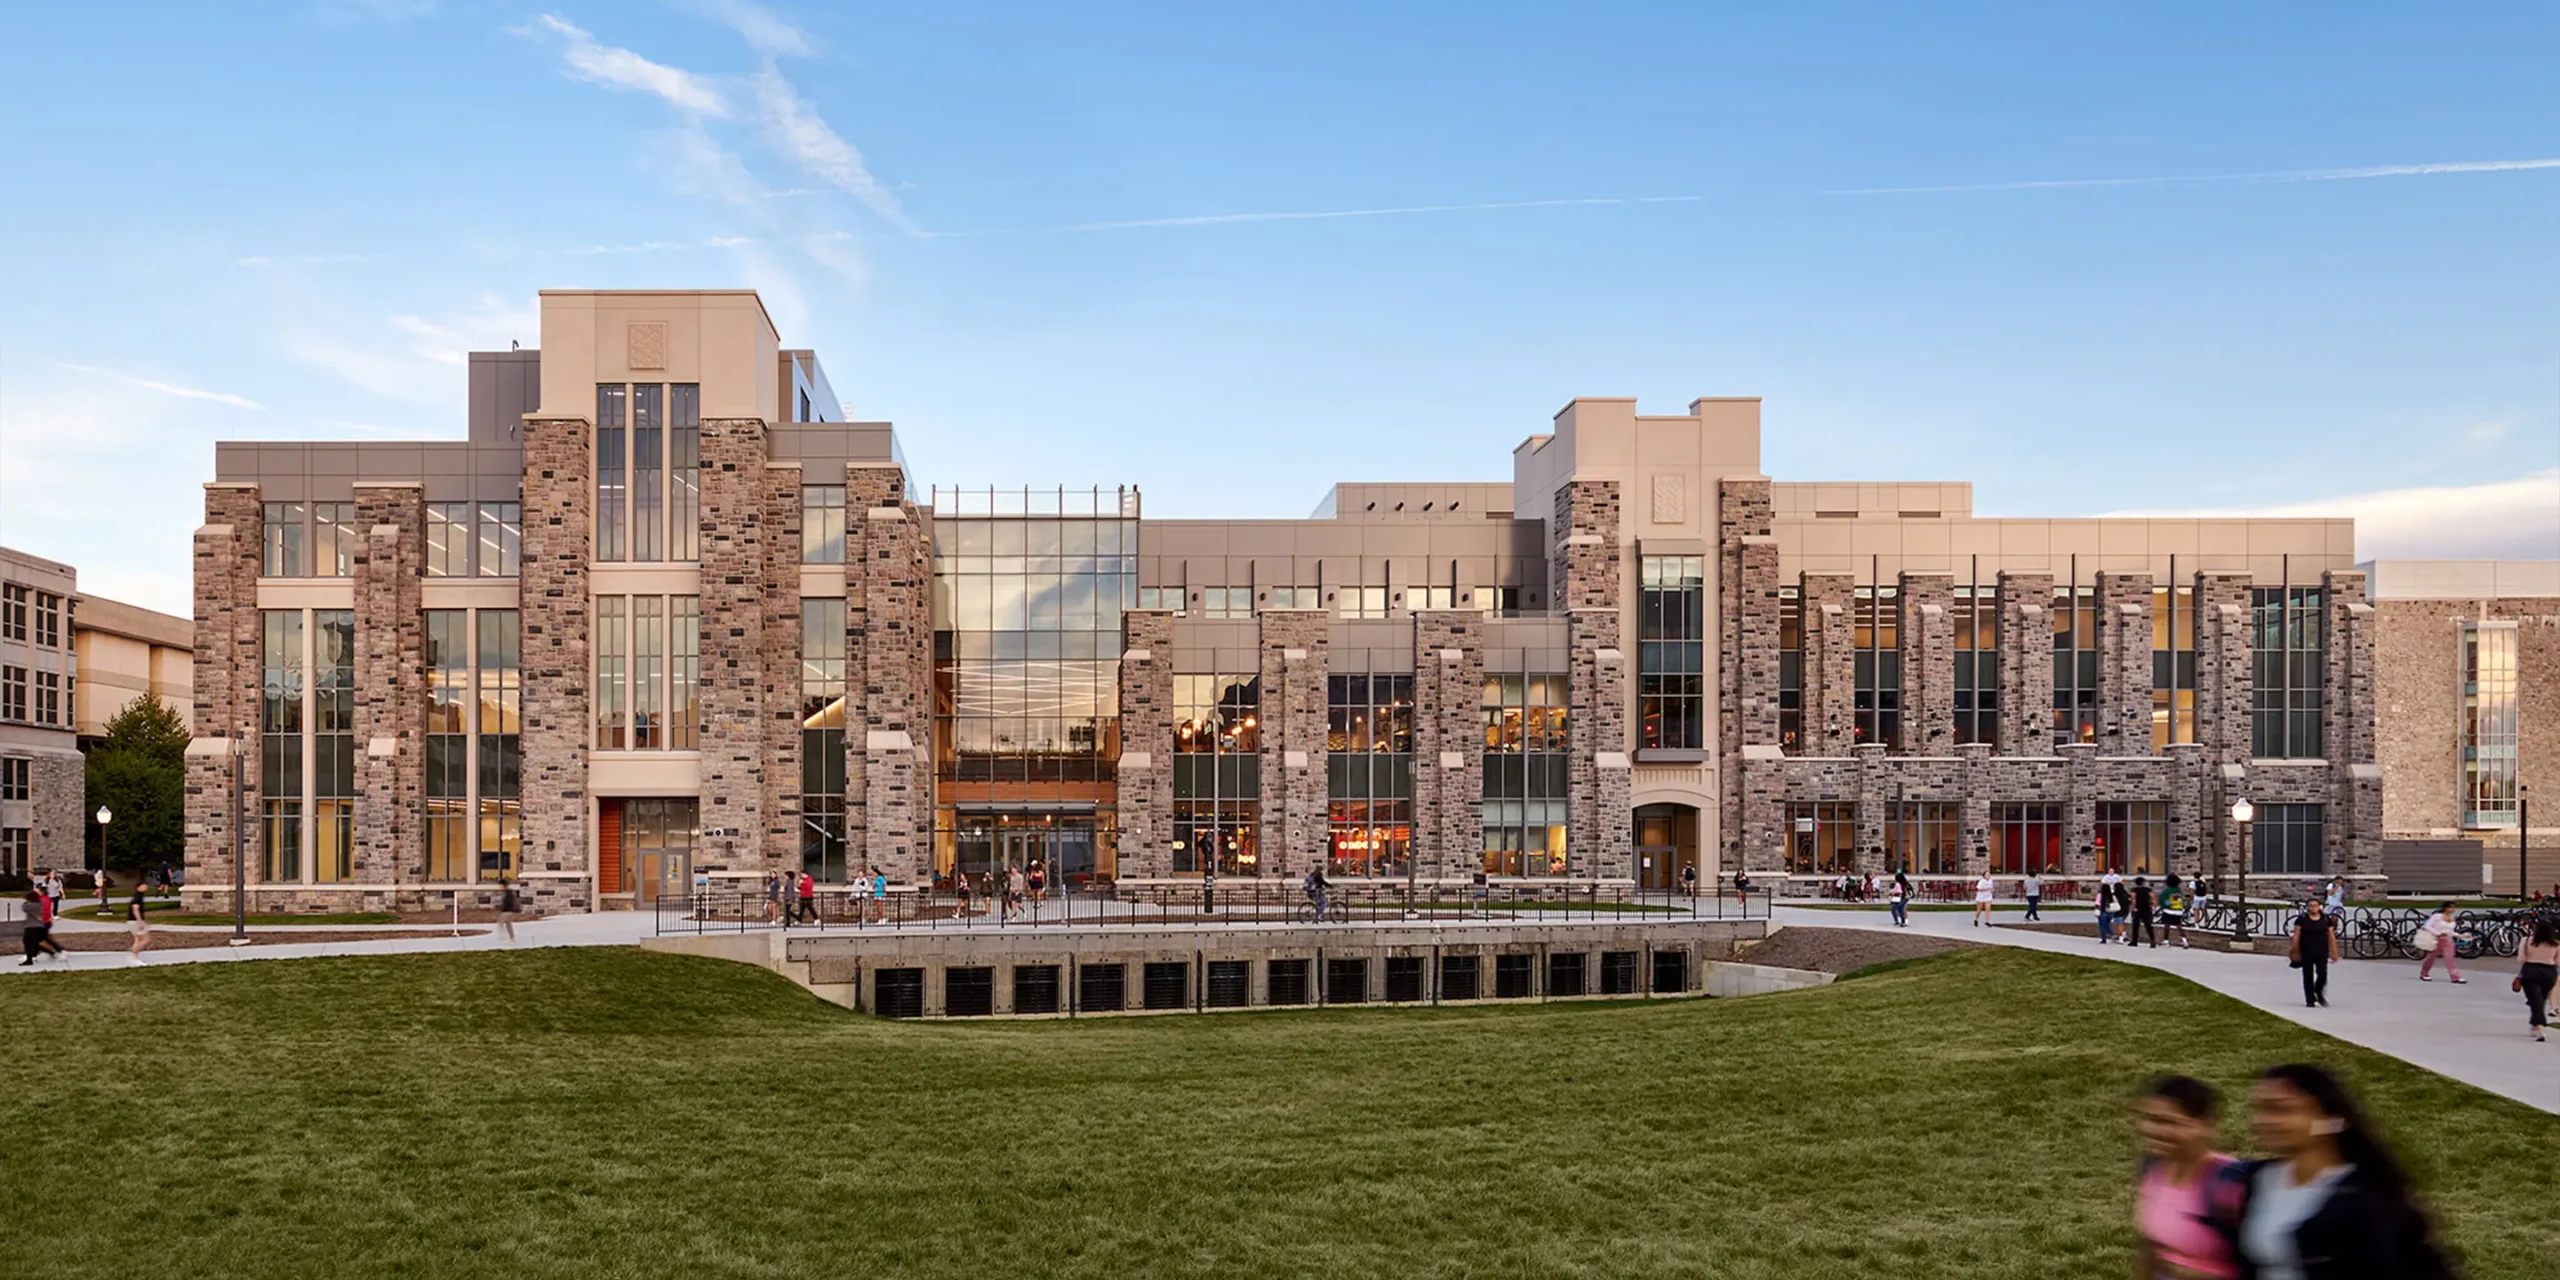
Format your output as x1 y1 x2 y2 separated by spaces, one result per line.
1770 904 2560 1114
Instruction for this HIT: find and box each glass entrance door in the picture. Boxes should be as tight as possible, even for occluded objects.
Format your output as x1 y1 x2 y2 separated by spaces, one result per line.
625 797 700 905
952 814 1100 891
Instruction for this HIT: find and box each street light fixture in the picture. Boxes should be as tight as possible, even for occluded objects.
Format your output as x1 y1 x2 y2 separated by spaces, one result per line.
95 806 112 882
2230 797 2255 945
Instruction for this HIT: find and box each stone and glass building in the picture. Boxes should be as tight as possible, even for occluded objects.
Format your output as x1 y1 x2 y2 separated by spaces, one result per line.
2367 559 2559 895
183 287 2386 912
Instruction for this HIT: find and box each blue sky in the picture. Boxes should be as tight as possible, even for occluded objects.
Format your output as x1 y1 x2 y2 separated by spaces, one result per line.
2 1 2555 614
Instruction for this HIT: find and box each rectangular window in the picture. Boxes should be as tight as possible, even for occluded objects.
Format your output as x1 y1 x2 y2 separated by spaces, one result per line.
1777 586 1802 753
2461 622 2519 828
312 611 355 883
427 503 473 577
802 598 847 881
477 610 521 882
1855 584 1900 748
2151 580 2197 749
596 385 627 562
669 385 700 561
2053 582 2098 746
34 592 62 648
802 485 847 564
1785 801 1855 874
261 609 304 881
312 503 355 576
631 384 664 562
425 610 470 882
1335 586 1389 620
1953 580 1999 746
0 828 26 878
2095 800 2169 875
595 595 626 750
1327 673 1413 876
631 596 663 749
0 757 27 800
1885 801 1961 874
35 672 59 727
1481 671 1567 875
0 585 23 640
2251 587 2327 759
1174 673 1261 875
1 666 23 721
1639 555 1706 750
1199 587 1253 619
476 503 521 577
2250 803 2325 875
1990 801 2064 874
670 596 700 750
262 502 306 577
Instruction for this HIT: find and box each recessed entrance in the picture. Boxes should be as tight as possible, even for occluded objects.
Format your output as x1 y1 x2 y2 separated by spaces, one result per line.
601 797 699 905
952 812 1098 890
1634 803 1700 891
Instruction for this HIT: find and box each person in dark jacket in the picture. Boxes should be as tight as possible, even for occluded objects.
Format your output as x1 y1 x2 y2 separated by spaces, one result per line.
2228 1063 2458 1280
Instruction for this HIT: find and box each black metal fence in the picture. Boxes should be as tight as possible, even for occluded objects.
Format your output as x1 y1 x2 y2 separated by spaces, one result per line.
2180 899 2559 960
652 879 1767 936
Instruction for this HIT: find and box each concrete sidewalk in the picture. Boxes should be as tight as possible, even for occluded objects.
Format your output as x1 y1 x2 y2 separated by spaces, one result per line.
5 910 657 973
1771 904 2560 1114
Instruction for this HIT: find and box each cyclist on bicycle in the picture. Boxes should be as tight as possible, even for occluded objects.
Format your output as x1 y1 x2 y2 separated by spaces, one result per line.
1303 865 1332 923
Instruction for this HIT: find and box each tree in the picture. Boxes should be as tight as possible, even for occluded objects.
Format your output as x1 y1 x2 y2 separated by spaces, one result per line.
85 695 189 872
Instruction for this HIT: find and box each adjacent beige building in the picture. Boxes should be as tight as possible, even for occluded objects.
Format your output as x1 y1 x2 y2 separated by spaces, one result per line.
74 593 193 739
2 547 85 877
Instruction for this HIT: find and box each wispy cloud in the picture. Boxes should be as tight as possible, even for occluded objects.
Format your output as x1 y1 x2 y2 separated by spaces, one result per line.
748 69 913 233
528 13 729 116
2105 469 2560 561
58 363 264 410
929 194 1701 238
565 235 757 255
1828 157 2560 196
687 0 809 56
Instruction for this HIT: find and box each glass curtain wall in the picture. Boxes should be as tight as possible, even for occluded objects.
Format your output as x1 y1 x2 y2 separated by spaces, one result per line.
2053 570 2099 746
1953 565 1999 745
802 599 848 881
930 486 1137 887
595 383 701 565
1638 556 1705 750
1174 675 1259 874
426 611 470 880
1777 585 1802 752
2461 622 2519 828
2152 567 2197 749
2252 579 2327 759
259 610 302 881
1854 577 1901 747
1482 671 1567 875
312 611 355 882
1327 674 1414 876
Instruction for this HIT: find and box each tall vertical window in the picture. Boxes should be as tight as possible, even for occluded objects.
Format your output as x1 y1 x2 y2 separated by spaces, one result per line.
1785 801 1855 874
427 504 473 577
477 610 522 881
34 593 61 648
2251 803 2324 875
311 611 355 882
1482 672 1567 875
631 596 664 749
1174 674 1260 875
632 384 664 562
1855 582 1900 747
2095 800 2169 875
262 503 306 577
2461 622 2519 828
802 485 847 564
1327 673 1413 876
425 611 470 881
595 595 627 750
670 597 700 750
476 503 521 577
802 599 848 881
260 610 304 881
0 757 26 800
596 384 627 562
1777 587 1803 753
2152 576 2197 749
312 503 355 576
2252 585 2327 759
1 667 23 721
1886 801 1961 874
0 585 23 640
1991 801 2064 874
1953 576 1999 745
1639 555 1706 750
669 385 700 561
2053 579 2098 746
35 672 60 727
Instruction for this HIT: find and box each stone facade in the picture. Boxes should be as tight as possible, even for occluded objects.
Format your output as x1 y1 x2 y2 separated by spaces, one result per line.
1995 572 2053 755
1717 480 1778 872
182 485 262 909
1898 573 1954 755
847 465 931 883
759 462 804 876
1256 610 1329 878
697 417 773 876
1115 610 1176 879
2370 583 2560 892
517 416 592 911
1800 573 1856 755
2095 572 2152 757
350 484 426 885
1553 480 1632 880
1411 610 1485 879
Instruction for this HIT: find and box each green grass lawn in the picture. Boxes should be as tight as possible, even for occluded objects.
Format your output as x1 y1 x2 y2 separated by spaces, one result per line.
3 948 2552 1279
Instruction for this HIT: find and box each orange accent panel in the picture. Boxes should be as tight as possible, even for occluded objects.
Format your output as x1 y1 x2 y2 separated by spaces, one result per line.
598 799 625 894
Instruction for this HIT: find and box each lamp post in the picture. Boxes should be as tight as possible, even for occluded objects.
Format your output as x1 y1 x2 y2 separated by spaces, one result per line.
231 729 248 944
2518 784 2530 904
2230 797 2255 945
94 806 112 887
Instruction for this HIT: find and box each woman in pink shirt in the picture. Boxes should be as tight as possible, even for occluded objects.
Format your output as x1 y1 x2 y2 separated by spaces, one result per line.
2133 1075 2244 1280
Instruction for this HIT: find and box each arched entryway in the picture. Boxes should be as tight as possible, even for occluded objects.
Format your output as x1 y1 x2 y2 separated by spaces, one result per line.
1633 803 1701 891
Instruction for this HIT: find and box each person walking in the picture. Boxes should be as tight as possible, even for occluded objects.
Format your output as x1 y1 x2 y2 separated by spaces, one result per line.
2097 880 2120 944
1889 870 1911 928
495 879 521 942
795 869 818 926
1007 863 1027 921
870 866 889 923
2515 917 2558 1042
2159 877 2193 950
763 869 783 925
1027 859 1047 906
2290 899 2340 1008
2233 1063 2458 1279
2414 904 2464 984
2132 1075 2245 1280
20 887 62 964
2021 871 2044 922
2324 877 2346 917
125 887 151 963
954 870 974 920
1680 862 1698 900
2128 876 2158 948
1972 872 1995 927
94 868 112 916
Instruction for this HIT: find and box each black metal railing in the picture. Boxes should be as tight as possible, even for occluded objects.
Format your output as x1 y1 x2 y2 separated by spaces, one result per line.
651 878 1767 936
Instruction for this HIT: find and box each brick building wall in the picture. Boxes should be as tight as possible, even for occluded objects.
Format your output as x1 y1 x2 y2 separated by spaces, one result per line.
1898 572 1954 755
849 466 931 883
1411 609 1485 879
350 484 425 885
2095 571 2152 757
1717 480 1778 872
759 462 803 876
1257 610 1329 878
1995 572 2053 755
1115 610 1175 879
1800 573 1855 756
517 416 592 911
183 485 262 909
